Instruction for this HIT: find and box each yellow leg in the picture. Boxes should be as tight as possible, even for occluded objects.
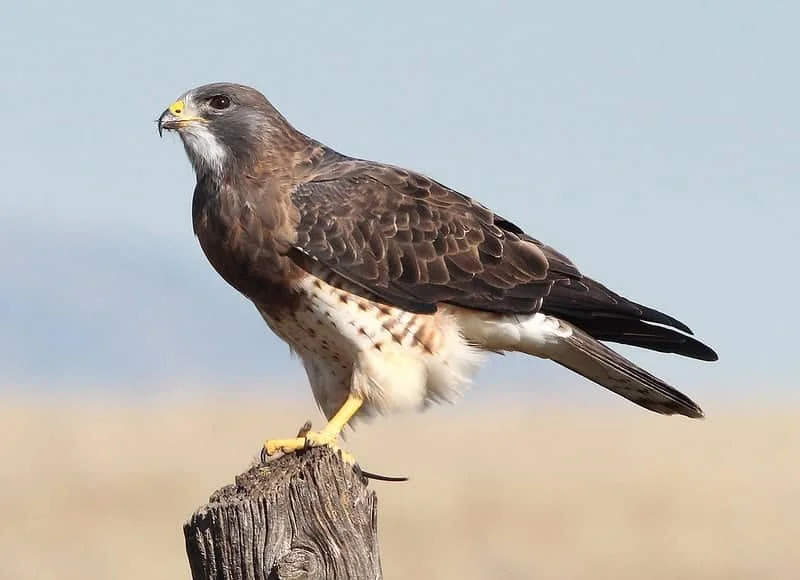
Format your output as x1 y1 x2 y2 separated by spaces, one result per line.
263 394 363 461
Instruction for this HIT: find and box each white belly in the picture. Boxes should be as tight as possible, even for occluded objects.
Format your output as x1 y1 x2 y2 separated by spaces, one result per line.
256 274 483 421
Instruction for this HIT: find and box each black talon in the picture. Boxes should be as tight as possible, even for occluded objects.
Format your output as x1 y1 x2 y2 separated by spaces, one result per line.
356 464 409 483
361 471 409 482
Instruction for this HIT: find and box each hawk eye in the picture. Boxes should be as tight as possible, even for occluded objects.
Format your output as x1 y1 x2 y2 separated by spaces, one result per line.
208 95 231 110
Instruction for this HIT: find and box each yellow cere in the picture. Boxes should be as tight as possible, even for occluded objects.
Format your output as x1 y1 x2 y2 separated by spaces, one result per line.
168 100 184 116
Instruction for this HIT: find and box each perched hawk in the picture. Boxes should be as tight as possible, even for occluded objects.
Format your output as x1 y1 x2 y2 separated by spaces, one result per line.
158 83 717 458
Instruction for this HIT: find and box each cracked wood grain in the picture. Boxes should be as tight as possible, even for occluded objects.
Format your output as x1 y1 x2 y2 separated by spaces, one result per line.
184 447 382 580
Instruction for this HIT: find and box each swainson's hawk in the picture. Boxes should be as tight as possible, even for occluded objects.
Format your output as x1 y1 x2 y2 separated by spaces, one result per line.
157 83 717 458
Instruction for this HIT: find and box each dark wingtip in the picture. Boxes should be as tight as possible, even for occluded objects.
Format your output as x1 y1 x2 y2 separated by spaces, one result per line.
688 340 718 362
636 303 694 335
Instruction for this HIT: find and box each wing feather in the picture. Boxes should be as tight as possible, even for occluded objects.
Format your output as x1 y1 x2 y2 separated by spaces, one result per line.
291 163 554 315
288 157 717 361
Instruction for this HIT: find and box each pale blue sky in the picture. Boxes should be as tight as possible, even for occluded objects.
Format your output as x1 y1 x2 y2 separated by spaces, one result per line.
1 2 797 402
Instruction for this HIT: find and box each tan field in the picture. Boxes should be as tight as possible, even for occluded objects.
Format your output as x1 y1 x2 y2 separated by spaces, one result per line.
0 393 798 580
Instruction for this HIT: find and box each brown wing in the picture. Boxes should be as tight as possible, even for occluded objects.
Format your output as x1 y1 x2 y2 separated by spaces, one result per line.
290 162 556 315
290 159 717 362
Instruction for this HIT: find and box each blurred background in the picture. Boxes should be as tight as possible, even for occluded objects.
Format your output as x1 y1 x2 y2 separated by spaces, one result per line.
1 1 798 578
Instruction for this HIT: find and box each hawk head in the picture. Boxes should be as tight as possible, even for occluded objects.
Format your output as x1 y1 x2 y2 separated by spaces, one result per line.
158 83 292 179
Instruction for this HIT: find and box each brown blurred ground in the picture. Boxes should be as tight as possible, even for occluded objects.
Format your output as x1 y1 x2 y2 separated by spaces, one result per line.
0 394 797 580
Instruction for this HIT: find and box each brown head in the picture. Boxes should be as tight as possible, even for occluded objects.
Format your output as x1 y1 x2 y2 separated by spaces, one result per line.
158 83 308 182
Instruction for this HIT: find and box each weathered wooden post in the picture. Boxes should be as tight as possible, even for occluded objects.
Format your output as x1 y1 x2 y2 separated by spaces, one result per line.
184 447 383 580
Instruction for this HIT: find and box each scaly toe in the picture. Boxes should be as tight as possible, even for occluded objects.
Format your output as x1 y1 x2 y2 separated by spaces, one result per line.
263 436 307 457
261 429 359 467
262 429 341 458
302 430 338 448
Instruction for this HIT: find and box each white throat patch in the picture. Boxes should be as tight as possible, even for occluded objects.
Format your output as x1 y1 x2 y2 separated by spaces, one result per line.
180 123 228 178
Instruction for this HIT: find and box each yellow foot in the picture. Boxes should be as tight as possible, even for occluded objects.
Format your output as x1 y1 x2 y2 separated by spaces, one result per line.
262 421 356 464
262 395 364 464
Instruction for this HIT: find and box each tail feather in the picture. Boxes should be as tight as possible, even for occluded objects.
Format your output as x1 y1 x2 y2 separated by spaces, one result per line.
455 309 707 418
549 323 704 419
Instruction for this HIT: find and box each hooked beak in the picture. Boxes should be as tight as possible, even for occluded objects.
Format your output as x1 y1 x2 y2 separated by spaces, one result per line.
157 98 206 137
